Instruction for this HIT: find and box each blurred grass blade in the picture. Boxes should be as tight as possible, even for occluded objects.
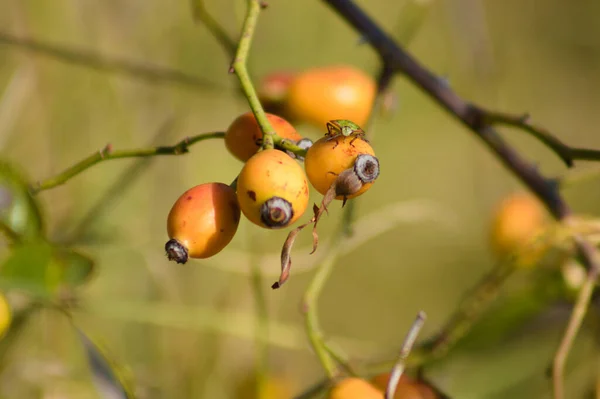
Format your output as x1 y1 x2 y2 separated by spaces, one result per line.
75 326 134 399
208 199 457 276
455 267 570 351
0 303 41 373
0 160 44 242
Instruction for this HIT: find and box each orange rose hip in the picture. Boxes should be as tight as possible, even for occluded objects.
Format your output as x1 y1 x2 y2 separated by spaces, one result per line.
225 111 302 162
165 183 241 263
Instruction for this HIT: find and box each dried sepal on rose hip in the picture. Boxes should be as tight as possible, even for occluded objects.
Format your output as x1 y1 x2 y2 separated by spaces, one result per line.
165 182 241 264
236 149 309 229
225 111 302 162
272 124 380 289
312 153 380 234
304 122 377 199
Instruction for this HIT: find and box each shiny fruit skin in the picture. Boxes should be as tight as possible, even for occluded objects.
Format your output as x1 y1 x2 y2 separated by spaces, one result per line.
166 183 240 259
286 65 376 128
236 149 309 229
0 292 11 339
225 112 302 162
489 192 549 266
371 373 438 399
304 134 376 199
328 378 384 399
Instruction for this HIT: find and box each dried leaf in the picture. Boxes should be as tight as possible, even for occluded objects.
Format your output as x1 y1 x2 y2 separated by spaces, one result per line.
272 219 313 289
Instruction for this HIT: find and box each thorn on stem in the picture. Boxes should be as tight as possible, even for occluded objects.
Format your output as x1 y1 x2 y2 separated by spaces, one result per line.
520 113 531 123
300 301 309 314
357 35 369 45
259 1 269 9
228 65 235 74
100 144 113 158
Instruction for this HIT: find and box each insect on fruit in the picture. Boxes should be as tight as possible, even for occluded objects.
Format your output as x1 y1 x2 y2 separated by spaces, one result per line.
304 134 377 200
325 119 368 149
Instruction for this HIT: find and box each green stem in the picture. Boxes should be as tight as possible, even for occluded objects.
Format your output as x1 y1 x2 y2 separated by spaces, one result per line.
250 260 269 398
273 136 308 158
302 228 345 378
230 0 275 150
30 132 225 194
0 31 222 91
413 261 515 366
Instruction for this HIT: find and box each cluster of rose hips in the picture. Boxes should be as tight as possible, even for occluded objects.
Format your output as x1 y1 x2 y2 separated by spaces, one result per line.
164 110 380 284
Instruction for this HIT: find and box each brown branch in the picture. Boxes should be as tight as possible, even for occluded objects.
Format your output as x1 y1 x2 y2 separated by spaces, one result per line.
484 110 600 167
322 0 572 219
322 1 600 398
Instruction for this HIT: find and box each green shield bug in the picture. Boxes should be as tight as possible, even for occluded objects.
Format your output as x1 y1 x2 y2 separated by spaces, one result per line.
324 119 368 148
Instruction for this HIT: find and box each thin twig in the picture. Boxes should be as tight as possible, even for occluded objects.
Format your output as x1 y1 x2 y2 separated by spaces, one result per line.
229 0 276 149
322 2 600 397
302 228 346 378
552 240 599 399
386 311 427 399
419 261 515 363
30 132 225 194
63 118 177 244
190 0 237 58
0 31 223 91
484 110 600 167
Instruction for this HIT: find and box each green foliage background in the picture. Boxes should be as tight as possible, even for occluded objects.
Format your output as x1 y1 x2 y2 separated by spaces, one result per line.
1 0 600 398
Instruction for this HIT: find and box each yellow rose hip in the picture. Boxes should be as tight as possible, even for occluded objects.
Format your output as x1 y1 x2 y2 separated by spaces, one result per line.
236 149 309 229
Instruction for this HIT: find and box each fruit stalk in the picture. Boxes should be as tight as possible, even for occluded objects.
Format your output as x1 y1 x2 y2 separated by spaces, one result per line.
229 0 276 150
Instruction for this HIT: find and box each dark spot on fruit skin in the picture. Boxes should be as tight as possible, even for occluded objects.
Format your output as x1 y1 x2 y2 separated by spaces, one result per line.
247 190 257 201
220 228 224 232
277 161 283 164
230 201 240 223
187 196 193 201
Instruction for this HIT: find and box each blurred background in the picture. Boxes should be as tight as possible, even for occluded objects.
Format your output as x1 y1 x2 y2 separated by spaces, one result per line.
1 0 600 398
